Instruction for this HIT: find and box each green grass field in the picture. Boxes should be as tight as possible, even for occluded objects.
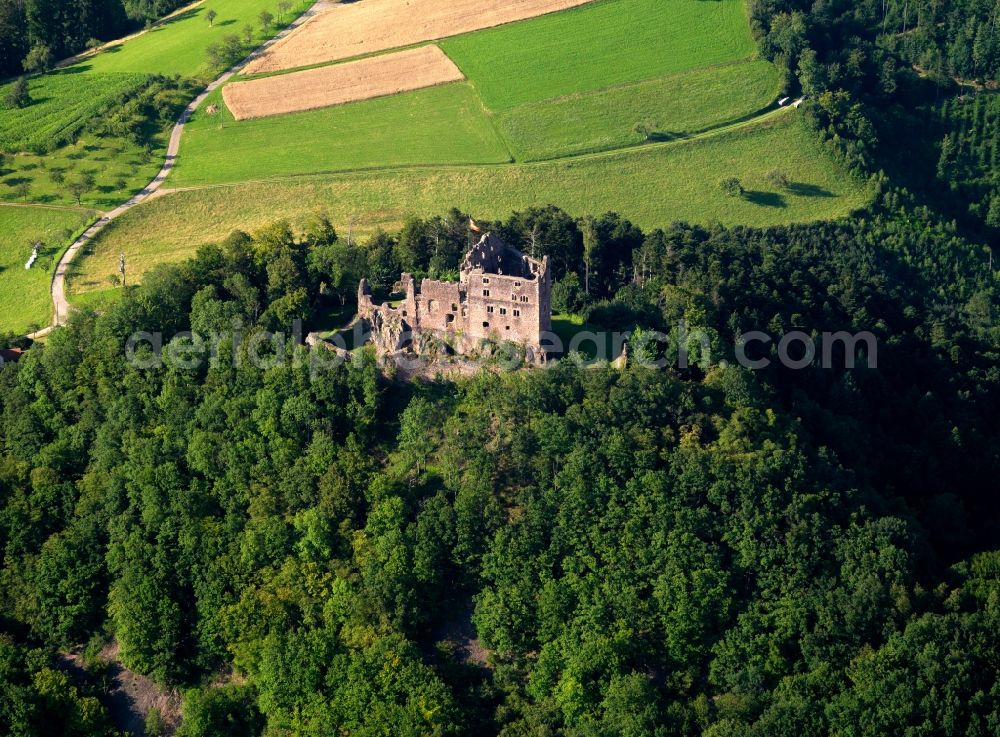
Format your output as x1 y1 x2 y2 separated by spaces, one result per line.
170 82 512 186
0 0 316 212
77 0 314 80
0 71 169 208
0 205 95 334
173 0 775 184
69 113 872 300
0 0 318 333
495 61 781 160
439 0 756 110
1 135 166 209
174 60 781 183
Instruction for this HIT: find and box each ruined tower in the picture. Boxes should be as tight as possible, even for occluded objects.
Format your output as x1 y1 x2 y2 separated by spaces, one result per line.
358 232 552 362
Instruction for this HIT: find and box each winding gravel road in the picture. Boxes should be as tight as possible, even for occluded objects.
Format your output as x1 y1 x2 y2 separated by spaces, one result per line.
31 0 329 338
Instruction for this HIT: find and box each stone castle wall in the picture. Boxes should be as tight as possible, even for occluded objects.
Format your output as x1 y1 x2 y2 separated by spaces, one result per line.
358 233 551 362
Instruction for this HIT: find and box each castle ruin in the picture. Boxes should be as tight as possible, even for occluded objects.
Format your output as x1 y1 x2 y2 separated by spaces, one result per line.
358 232 552 363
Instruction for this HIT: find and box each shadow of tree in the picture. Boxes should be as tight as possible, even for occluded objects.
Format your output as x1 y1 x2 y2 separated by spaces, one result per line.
647 131 689 142
787 181 835 197
52 64 92 74
149 7 202 31
744 190 787 208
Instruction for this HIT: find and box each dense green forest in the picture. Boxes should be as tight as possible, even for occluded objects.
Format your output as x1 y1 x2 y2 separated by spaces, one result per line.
1 179 998 734
0 0 187 78
2 0 1000 733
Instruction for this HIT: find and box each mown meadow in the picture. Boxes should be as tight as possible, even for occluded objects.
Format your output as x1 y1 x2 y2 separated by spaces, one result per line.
0 205 94 334
439 0 757 109
495 61 782 160
173 0 775 182
70 113 872 299
170 82 512 187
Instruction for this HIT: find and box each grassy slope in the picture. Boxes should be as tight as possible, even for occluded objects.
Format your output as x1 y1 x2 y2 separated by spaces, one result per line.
439 0 756 109
78 0 313 79
0 205 95 333
0 71 149 151
170 82 512 187
496 60 781 160
179 61 782 181
0 0 319 333
70 113 872 297
178 0 774 181
1 0 316 210
0 71 167 208
1 135 167 209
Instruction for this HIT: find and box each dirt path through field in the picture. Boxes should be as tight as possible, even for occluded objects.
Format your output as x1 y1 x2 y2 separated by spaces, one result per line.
243 0 597 74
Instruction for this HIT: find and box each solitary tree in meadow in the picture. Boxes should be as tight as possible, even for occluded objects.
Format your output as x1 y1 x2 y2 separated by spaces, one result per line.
766 169 790 189
68 180 86 205
5 77 30 108
206 9 217 26
242 23 254 44
278 1 291 21
14 181 32 201
259 10 274 31
720 176 744 198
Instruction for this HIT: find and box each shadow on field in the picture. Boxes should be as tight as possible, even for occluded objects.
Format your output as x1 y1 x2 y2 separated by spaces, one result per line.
648 131 688 142
52 64 93 73
787 181 835 197
155 7 202 29
744 190 787 208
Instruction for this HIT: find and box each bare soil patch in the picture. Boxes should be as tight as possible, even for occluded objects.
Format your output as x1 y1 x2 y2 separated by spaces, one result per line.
224 45 464 119
242 0 595 74
58 641 182 736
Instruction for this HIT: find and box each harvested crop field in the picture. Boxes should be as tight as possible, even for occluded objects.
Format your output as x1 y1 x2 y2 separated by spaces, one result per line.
242 0 596 74
224 45 464 119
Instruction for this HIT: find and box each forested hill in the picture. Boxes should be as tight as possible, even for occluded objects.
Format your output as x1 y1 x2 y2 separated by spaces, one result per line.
0 0 189 78
1 196 998 734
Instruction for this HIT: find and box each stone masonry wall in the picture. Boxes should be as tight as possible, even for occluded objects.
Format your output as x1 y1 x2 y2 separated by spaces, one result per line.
359 233 552 362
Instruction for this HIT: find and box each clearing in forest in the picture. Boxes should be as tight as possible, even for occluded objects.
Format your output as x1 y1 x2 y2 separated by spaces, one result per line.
223 45 465 119
242 0 596 74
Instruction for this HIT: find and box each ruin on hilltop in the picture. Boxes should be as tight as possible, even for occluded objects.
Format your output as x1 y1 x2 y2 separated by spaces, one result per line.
358 231 552 364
